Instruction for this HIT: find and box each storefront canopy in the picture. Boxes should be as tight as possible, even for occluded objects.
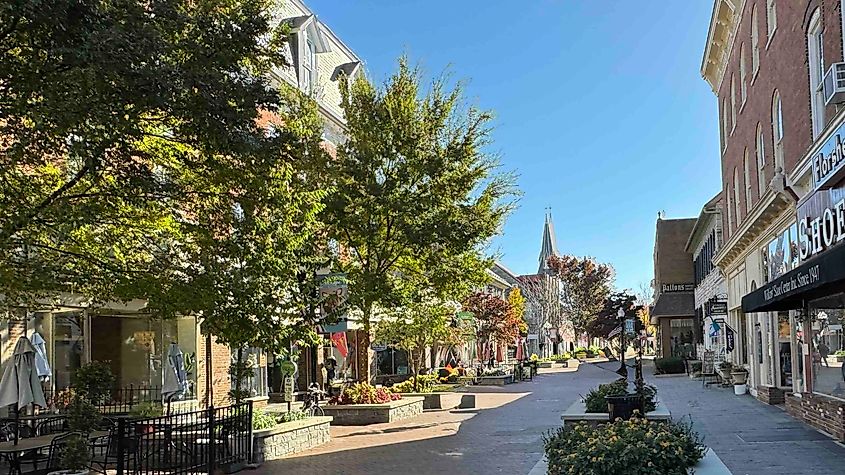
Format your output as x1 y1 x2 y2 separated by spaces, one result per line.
742 241 845 313
650 292 695 321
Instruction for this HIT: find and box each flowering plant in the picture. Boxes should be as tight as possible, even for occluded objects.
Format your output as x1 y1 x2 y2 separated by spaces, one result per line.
329 383 402 405
544 418 705 475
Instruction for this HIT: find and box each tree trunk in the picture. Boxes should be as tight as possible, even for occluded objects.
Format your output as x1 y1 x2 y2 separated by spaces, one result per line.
358 300 373 383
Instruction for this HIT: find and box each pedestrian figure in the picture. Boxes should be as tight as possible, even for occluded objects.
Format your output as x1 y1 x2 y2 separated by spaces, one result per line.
325 356 337 396
819 342 830 367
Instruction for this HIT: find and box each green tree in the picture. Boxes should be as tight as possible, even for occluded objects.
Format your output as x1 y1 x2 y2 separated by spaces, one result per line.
318 58 516 380
0 0 293 308
508 287 528 335
548 255 614 341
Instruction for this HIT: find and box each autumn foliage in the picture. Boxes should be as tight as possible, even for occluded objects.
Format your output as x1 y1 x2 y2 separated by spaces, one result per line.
463 291 523 344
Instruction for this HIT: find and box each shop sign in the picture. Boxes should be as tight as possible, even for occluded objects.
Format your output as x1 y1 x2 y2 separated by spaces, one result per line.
726 326 735 353
813 122 845 190
625 318 635 334
283 375 294 402
761 264 821 302
660 283 694 293
707 301 728 317
527 333 539 340
370 342 388 352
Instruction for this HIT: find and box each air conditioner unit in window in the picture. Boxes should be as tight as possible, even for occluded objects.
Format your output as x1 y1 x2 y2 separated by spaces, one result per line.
824 63 845 105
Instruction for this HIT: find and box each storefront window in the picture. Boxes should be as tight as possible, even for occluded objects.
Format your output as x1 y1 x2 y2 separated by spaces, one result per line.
777 313 791 387
376 347 409 376
90 315 197 400
809 295 845 399
765 224 799 282
31 310 84 391
792 315 804 393
669 319 695 359
230 347 267 399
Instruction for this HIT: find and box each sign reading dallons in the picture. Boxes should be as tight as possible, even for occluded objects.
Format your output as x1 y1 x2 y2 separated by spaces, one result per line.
660 283 694 293
813 121 845 190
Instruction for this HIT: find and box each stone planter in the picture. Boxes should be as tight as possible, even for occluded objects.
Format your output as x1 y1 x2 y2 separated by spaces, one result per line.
560 400 671 428
538 361 553 368
322 397 424 425
730 371 748 385
399 392 462 410
252 416 332 463
476 374 514 386
835 355 845 363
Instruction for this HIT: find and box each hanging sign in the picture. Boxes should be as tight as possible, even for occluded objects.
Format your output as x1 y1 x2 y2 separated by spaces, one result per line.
625 318 635 334
707 301 728 317
726 325 736 353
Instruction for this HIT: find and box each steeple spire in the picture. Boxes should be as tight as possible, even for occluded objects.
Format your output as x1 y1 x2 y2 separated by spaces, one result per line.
538 208 559 274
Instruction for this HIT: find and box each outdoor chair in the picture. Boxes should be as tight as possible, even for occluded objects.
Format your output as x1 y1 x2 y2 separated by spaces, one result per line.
35 417 68 436
35 431 83 474
89 420 120 474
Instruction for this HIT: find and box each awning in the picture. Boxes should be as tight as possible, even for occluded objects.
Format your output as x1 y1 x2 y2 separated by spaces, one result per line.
742 241 845 313
650 292 695 323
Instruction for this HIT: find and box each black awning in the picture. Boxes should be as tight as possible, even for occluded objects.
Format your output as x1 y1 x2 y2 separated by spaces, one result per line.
651 292 695 318
742 242 845 313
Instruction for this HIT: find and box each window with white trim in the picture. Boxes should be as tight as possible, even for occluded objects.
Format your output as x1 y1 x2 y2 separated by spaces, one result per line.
766 0 777 40
302 36 317 94
727 184 734 234
734 167 741 223
751 5 760 75
756 123 767 195
744 149 752 211
730 75 737 131
807 9 825 139
740 44 747 104
721 98 729 149
772 91 784 172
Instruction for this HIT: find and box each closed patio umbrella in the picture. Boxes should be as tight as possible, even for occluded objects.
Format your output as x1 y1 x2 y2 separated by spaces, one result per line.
162 343 188 412
0 337 47 444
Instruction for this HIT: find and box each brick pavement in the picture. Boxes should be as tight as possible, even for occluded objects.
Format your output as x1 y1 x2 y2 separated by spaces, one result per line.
252 365 612 474
596 361 845 475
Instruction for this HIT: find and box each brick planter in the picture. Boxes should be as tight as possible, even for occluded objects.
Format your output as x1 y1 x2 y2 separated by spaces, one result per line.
322 397 424 425
252 416 332 463
786 392 845 441
756 385 786 405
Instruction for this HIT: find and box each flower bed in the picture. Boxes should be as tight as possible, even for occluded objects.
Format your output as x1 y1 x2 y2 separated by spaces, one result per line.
252 416 333 462
323 397 424 425
583 379 657 413
330 383 402 405
544 418 706 475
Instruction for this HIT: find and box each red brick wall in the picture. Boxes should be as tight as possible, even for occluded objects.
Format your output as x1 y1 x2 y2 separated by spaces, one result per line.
717 0 845 238
196 334 231 408
786 392 845 440
756 385 786 404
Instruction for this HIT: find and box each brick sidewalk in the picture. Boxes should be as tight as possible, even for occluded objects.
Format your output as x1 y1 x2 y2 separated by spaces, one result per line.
596 361 845 475
251 366 611 474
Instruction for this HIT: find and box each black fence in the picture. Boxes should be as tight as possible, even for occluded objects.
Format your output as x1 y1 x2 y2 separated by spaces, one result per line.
112 402 253 475
44 385 163 414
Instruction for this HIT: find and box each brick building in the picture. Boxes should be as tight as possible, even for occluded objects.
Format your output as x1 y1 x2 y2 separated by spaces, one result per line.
703 0 845 438
651 216 697 358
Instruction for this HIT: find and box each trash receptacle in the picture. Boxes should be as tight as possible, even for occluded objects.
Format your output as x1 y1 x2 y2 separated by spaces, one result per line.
605 394 643 421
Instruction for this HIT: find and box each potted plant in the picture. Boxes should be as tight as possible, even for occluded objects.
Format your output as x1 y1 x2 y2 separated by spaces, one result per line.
834 350 845 363
48 391 102 474
574 347 588 360
730 367 748 385
718 361 733 383
130 402 164 434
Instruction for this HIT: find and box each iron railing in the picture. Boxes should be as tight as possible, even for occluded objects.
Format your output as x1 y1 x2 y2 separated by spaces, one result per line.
114 401 253 475
44 385 163 414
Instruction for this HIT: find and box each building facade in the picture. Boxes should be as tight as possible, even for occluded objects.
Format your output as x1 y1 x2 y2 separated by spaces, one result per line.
686 193 728 361
0 0 364 410
651 217 697 358
703 0 845 437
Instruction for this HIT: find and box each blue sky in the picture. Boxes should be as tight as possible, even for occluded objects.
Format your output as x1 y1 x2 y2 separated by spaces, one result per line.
310 0 721 292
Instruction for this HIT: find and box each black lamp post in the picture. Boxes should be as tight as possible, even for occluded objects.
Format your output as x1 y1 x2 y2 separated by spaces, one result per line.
616 307 628 378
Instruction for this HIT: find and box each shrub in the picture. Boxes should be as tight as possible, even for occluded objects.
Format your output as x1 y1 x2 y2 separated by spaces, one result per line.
329 383 402 405
481 367 506 377
390 374 437 393
73 361 116 405
689 360 702 373
252 408 277 430
583 378 657 413
654 357 685 374
835 350 845 357
280 410 308 423
544 418 706 475
573 346 587 354
130 401 164 418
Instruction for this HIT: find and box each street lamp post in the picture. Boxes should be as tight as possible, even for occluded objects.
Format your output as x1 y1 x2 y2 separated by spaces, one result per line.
616 307 627 378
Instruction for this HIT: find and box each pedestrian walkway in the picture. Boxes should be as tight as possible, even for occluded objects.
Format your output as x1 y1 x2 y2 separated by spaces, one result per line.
597 361 845 475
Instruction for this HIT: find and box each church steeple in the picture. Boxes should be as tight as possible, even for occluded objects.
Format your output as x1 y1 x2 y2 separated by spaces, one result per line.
538 209 559 274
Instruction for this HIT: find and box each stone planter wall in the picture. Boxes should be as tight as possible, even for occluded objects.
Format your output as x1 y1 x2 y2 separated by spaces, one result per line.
476 375 514 386
252 416 332 463
786 392 845 441
560 400 671 428
400 392 462 410
322 397 424 425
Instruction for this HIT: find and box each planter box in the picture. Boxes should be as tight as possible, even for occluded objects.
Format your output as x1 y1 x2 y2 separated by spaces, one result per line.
533 448 729 475
560 400 671 428
322 397 424 425
399 392 462 410
476 374 514 386
538 361 553 368
835 355 845 363
252 416 332 463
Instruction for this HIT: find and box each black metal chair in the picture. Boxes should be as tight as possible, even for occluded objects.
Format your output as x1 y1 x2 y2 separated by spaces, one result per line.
89 422 119 474
35 431 83 474
35 416 67 436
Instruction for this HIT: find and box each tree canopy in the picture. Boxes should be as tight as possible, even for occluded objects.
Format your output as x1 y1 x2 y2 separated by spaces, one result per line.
548 255 614 340
463 291 521 345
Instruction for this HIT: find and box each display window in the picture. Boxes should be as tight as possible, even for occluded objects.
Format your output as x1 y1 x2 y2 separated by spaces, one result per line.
808 294 845 399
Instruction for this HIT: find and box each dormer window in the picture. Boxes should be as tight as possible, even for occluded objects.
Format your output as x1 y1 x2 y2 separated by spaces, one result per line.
303 36 316 94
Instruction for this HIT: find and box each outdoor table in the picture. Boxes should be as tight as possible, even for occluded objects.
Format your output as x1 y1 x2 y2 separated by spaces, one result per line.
0 430 107 474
